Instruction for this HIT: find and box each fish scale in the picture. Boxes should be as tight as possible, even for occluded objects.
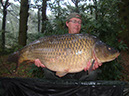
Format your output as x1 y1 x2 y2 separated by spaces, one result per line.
14 33 120 77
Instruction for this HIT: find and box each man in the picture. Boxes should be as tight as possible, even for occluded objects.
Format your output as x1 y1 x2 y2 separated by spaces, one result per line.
35 12 101 80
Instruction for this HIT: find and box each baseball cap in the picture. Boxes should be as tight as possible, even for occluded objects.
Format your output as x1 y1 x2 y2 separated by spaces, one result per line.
66 12 81 21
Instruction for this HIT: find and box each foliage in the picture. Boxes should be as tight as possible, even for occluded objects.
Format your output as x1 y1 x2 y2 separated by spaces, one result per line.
29 64 44 78
118 40 128 51
98 59 123 80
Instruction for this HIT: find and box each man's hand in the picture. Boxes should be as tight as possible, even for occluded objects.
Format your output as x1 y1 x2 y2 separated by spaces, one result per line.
35 59 45 68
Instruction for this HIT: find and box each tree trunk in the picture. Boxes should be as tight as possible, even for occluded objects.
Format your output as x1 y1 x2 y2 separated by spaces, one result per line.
18 0 29 46
1 6 7 50
0 0 9 51
41 0 47 33
93 0 98 20
38 5 41 33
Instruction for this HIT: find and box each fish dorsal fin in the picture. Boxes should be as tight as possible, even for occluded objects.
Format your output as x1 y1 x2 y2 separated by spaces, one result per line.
56 71 68 77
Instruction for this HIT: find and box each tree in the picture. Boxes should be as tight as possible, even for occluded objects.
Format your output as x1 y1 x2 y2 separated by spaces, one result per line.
41 0 48 33
37 5 41 33
30 0 42 33
18 0 29 46
0 0 10 51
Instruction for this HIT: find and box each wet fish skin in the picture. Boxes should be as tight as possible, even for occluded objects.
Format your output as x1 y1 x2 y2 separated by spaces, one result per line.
12 33 120 77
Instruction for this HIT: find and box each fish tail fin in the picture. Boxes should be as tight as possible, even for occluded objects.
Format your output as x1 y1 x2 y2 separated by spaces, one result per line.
7 51 20 71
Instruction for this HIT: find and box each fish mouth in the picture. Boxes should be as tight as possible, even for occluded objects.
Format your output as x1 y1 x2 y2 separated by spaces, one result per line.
113 52 120 60
103 52 120 62
116 52 120 57
111 52 120 59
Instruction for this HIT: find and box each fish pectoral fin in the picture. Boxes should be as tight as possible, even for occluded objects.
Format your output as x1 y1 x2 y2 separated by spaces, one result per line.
88 59 95 73
56 71 67 77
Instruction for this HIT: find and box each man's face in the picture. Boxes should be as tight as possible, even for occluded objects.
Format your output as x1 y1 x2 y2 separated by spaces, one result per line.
66 18 82 34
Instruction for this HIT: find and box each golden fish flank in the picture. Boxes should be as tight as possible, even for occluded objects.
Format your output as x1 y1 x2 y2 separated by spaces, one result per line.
17 33 120 77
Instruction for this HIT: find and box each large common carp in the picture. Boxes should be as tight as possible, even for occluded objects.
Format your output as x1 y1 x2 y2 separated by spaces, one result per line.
8 33 120 77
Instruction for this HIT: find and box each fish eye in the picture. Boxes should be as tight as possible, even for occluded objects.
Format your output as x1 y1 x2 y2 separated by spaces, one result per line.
107 47 111 51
